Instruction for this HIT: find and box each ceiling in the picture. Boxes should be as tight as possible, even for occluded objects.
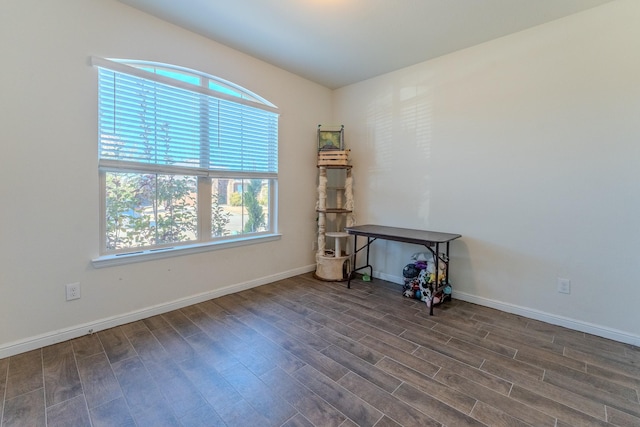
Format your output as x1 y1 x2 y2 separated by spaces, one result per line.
118 0 614 89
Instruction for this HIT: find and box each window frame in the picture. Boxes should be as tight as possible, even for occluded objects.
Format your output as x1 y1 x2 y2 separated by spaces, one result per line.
91 58 280 267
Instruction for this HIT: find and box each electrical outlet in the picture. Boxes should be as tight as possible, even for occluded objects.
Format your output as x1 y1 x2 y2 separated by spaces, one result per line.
66 282 81 301
557 278 571 294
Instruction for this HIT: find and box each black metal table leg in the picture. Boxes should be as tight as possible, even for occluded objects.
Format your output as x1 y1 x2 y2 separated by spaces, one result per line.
348 234 357 288
429 243 440 316
348 235 375 288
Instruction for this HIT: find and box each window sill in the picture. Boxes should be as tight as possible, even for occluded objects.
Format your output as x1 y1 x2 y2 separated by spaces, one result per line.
91 233 282 268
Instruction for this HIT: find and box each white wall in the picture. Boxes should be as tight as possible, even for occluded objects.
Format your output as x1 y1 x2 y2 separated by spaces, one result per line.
0 0 330 356
334 0 640 344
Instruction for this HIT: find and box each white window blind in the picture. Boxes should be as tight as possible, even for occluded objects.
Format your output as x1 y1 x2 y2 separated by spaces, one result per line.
95 59 278 177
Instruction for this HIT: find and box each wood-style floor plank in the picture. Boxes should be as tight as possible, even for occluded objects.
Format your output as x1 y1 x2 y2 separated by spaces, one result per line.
320 344 401 393
70 334 103 359
509 384 611 426
374 356 477 414
500 368 607 420
4 350 42 400
391 381 485 426
292 365 383 427
111 356 171 420
413 345 513 396
435 369 556 426
75 352 122 410
338 372 440 427
543 369 640 412
260 367 347 427
469 400 534 427
2 388 45 427
45 395 90 427
42 342 82 408
606 405 640 427
97 327 137 364
88 396 135 427
1 272 639 426
219 363 297 426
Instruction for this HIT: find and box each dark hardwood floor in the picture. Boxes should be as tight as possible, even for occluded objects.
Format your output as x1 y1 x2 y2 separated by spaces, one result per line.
1 273 639 426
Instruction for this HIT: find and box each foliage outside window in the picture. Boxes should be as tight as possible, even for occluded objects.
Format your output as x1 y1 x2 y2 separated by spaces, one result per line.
94 58 278 255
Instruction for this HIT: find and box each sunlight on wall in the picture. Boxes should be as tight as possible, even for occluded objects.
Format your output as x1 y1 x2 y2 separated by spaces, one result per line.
364 73 434 226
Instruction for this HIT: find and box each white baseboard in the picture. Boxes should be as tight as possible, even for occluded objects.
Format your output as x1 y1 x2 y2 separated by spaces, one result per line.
0 264 316 359
453 291 640 347
374 271 405 285
373 271 640 347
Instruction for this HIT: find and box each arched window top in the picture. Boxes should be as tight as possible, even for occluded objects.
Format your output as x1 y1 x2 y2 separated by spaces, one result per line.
92 55 279 175
91 57 277 111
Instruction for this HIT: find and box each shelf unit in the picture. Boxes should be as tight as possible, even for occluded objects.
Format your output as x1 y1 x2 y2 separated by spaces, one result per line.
315 162 355 281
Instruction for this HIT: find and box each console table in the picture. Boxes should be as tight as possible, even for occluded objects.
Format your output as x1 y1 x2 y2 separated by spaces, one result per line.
344 224 461 315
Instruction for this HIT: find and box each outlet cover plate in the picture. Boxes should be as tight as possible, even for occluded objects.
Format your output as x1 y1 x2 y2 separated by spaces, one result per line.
557 278 571 294
66 282 81 301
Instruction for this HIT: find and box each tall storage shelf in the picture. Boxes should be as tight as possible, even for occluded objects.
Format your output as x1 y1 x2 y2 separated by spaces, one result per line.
315 155 355 281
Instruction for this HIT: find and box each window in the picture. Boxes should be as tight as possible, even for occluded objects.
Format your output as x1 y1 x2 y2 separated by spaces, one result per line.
92 58 279 262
